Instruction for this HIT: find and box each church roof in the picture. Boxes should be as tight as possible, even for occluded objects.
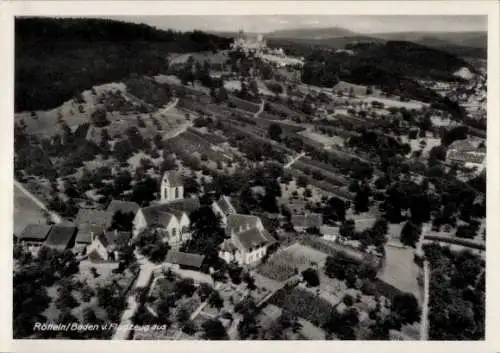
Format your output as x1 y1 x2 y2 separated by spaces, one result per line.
162 197 201 215
106 200 140 215
141 206 175 228
163 171 184 188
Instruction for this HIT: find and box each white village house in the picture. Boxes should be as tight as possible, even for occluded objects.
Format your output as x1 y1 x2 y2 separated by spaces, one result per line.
218 213 275 266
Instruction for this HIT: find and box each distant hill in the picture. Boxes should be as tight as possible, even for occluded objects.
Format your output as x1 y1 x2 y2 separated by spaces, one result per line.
15 18 232 112
371 31 487 48
264 26 487 59
265 26 358 39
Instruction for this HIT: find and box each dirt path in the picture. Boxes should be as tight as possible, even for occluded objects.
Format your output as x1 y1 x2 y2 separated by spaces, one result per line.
284 152 306 169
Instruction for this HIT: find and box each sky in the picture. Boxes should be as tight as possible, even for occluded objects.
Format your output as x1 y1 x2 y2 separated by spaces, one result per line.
109 15 487 34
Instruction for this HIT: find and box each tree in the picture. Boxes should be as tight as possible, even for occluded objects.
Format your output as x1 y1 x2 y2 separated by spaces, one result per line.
133 227 169 263
90 107 109 127
268 123 283 142
391 293 420 325
208 291 224 309
202 319 228 340
400 221 421 248
302 268 320 287
249 80 259 97
343 294 354 307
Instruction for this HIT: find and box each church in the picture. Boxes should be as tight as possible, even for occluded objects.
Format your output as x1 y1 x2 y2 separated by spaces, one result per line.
132 171 199 248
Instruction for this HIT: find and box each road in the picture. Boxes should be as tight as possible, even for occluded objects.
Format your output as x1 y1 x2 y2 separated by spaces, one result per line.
112 254 161 340
284 152 306 169
420 260 430 340
14 180 63 224
253 99 265 118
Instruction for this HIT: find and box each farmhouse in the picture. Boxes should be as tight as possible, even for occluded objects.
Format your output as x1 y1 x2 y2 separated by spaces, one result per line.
17 224 52 252
219 225 275 266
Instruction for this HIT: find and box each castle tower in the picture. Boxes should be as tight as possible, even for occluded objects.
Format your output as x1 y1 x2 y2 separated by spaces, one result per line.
160 171 184 203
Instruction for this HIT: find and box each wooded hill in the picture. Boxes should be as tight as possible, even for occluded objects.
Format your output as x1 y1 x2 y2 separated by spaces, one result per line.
15 18 232 112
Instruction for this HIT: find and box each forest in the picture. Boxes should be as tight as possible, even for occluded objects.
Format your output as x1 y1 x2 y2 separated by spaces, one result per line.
15 18 232 111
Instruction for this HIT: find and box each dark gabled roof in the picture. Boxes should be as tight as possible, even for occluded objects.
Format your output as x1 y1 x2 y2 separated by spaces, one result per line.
75 209 114 229
162 197 201 214
163 171 184 188
18 224 52 241
227 214 261 235
106 200 140 215
291 213 323 228
232 227 275 252
217 195 236 215
44 224 77 250
99 230 132 249
165 250 205 268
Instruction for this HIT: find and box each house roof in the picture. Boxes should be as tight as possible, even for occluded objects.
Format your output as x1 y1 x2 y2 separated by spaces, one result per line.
75 209 114 230
162 197 201 214
227 214 261 235
44 224 77 250
217 195 236 215
106 200 140 215
448 150 485 164
18 224 52 241
448 139 476 152
163 171 184 188
99 230 132 249
166 250 205 268
232 227 275 252
291 213 323 229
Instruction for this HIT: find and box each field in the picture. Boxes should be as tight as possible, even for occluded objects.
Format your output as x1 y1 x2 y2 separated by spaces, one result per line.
377 245 422 302
13 183 48 235
258 243 328 282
